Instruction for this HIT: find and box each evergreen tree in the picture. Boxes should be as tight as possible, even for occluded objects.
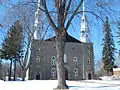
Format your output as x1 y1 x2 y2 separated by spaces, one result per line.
102 17 115 75
117 19 120 45
0 59 2 79
0 20 23 80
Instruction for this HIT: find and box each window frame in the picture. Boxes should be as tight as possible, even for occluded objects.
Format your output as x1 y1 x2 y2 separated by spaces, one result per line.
36 56 40 62
73 68 78 76
51 68 56 77
51 56 56 65
73 56 78 62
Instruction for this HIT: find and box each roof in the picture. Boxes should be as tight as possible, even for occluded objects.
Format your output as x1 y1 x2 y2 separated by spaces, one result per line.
46 33 82 43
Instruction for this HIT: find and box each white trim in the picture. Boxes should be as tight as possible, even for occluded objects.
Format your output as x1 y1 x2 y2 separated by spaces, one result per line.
73 68 78 76
36 56 40 62
73 56 78 62
51 56 56 65
64 54 67 63
51 68 56 76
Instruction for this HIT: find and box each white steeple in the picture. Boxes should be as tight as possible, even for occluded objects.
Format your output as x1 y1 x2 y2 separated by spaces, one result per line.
80 0 90 42
34 0 41 40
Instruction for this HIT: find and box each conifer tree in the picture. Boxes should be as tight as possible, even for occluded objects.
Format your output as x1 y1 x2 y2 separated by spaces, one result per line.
0 20 23 80
117 19 120 45
102 17 115 75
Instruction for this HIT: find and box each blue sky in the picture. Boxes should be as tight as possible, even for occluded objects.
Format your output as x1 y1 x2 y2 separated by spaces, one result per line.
0 0 120 66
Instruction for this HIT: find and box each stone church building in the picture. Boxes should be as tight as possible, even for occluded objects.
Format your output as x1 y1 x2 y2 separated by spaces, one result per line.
28 0 94 80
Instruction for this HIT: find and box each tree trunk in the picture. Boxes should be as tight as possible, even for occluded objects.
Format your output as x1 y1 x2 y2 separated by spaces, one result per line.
55 32 68 89
13 60 16 81
21 70 26 81
8 59 12 81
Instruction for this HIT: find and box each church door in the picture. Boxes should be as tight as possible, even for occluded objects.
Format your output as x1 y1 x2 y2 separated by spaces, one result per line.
88 73 91 80
36 73 40 80
65 68 68 80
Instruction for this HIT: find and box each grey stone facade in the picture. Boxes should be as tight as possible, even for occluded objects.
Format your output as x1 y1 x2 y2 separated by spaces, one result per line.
29 35 94 80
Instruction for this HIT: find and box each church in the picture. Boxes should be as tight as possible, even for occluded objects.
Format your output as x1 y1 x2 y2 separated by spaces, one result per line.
28 0 94 80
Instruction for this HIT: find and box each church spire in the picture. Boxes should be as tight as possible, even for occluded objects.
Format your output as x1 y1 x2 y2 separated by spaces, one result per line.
82 0 85 17
34 0 41 40
80 0 91 42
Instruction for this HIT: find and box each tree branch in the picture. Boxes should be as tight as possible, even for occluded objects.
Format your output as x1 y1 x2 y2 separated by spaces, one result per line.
42 0 58 33
65 0 83 30
64 0 72 23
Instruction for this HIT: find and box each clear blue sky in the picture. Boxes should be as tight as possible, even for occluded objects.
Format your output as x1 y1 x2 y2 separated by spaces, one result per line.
0 0 120 67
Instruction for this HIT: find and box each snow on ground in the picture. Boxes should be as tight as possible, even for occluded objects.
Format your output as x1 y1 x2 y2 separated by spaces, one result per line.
100 75 120 80
0 80 120 90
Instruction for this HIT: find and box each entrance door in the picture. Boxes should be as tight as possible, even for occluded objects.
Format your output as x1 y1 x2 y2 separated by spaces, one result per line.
88 73 91 80
36 73 40 80
65 68 68 80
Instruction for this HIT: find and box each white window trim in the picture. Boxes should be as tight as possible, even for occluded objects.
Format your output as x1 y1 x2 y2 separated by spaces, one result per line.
51 68 56 77
88 50 90 55
64 54 67 63
51 60 56 65
36 56 40 62
51 56 56 60
88 58 90 63
38 48 40 52
51 56 56 65
73 68 78 76
73 56 78 62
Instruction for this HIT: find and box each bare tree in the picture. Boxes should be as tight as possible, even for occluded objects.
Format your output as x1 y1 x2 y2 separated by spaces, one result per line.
2 3 50 80
1 0 119 89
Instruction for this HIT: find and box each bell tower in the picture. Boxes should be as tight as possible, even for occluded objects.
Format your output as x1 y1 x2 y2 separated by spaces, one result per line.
34 0 42 40
80 1 90 42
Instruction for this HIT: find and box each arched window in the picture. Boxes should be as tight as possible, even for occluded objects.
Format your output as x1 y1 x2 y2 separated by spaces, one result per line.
88 58 90 63
88 50 90 55
64 54 67 63
73 56 78 62
51 68 56 76
73 68 78 76
51 56 56 65
36 56 40 62
38 48 40 52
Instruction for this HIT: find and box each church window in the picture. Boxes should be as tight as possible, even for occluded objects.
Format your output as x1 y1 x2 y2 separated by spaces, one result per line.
88 50 90 55
64 54 67 63
38 48 40 52
51 68 56 76
82 31 85 33
73 56 78 62
88 58 90 63
51 56 56 65
73 68 78 76
36 56 40 62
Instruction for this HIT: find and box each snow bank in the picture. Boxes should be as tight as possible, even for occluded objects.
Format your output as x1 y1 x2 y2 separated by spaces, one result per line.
100 75 120 80
0 80 120 90
113 68 120 71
